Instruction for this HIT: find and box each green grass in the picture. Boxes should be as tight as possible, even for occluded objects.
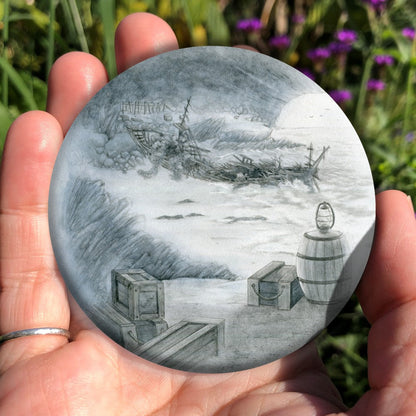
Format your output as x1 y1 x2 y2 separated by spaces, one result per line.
317 296 370 407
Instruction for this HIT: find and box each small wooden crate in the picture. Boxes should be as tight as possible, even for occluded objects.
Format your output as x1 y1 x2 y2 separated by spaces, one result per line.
248 261 284 306
112 269 165 321
91 303 140 351
91 303 168 349
133 318 225 370
135 319 168 344
248 261 303 310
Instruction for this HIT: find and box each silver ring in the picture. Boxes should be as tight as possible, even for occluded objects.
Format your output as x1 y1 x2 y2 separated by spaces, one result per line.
0 327 70 344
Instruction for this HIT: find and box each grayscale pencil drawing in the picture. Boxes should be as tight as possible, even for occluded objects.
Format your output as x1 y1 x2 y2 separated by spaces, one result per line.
122 96 329 191
49 47 375 372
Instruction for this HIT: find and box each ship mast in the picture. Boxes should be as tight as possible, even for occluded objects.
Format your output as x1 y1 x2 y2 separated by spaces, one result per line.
177 97 191 132
307 143 314 167
310 146 330 170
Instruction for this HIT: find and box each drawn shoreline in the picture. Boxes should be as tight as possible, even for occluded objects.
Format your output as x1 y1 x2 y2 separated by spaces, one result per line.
66 177 238 296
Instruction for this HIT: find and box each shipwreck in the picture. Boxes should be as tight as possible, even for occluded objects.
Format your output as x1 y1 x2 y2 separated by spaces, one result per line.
123 98 329 191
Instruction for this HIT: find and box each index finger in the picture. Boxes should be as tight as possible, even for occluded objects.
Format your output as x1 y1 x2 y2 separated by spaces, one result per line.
356 190 416 323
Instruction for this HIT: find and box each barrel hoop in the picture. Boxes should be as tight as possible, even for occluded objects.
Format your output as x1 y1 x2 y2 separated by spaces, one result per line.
298 277 347 285
303 233 342 242
296 252 345 261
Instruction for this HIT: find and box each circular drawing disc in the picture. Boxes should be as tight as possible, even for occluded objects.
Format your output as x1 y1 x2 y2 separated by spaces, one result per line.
49 46 375 373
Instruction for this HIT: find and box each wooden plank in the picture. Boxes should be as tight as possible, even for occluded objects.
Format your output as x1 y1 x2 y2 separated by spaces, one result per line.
133 321 194 353
279 265 297 282
280 266 303 310
133 319 225 368
164 337 217 367
251 261 285 282
162 336 218 370
143 324 216 363
290 279 304 308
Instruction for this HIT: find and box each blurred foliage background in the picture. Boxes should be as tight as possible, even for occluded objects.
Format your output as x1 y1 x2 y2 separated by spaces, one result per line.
1 0 415 408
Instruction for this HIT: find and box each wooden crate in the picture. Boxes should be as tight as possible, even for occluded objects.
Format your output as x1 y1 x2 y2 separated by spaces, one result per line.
248 261 303 310
135 318 168 344
91 303 140 351
133 318 225 370
91 303 168 349
247 261 284 306
112 269 165 321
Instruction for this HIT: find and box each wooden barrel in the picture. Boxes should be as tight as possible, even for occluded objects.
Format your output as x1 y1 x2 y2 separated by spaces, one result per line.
296 230 350 305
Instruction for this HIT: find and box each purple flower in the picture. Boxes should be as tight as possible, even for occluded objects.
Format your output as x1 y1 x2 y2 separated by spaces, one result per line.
236 18 263 32
292 14 305 24
329 90 353 104
405 132 415 143
329 41 352 54
367 79 385 91
402 27 415 40
307 47 331 61
269 35 291 50
374 54 394 66
336 29 357 44
364 0 387 12
298 68 316 81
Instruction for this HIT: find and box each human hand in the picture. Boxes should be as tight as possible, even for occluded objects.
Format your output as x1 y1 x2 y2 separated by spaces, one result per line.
1 12 415 415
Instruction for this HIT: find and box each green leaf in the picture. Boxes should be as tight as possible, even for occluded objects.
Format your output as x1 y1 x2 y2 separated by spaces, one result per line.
369 143 397 165
97 0 116 79
67 0 89 53
18 5 54 31
0 57 38 110
0 102 14 154
381 28 395 40
206 0 229 45
19 72 48 111
178 0 195 37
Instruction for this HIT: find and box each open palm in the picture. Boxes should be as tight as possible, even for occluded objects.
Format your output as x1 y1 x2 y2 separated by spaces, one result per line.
1 13 415 416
